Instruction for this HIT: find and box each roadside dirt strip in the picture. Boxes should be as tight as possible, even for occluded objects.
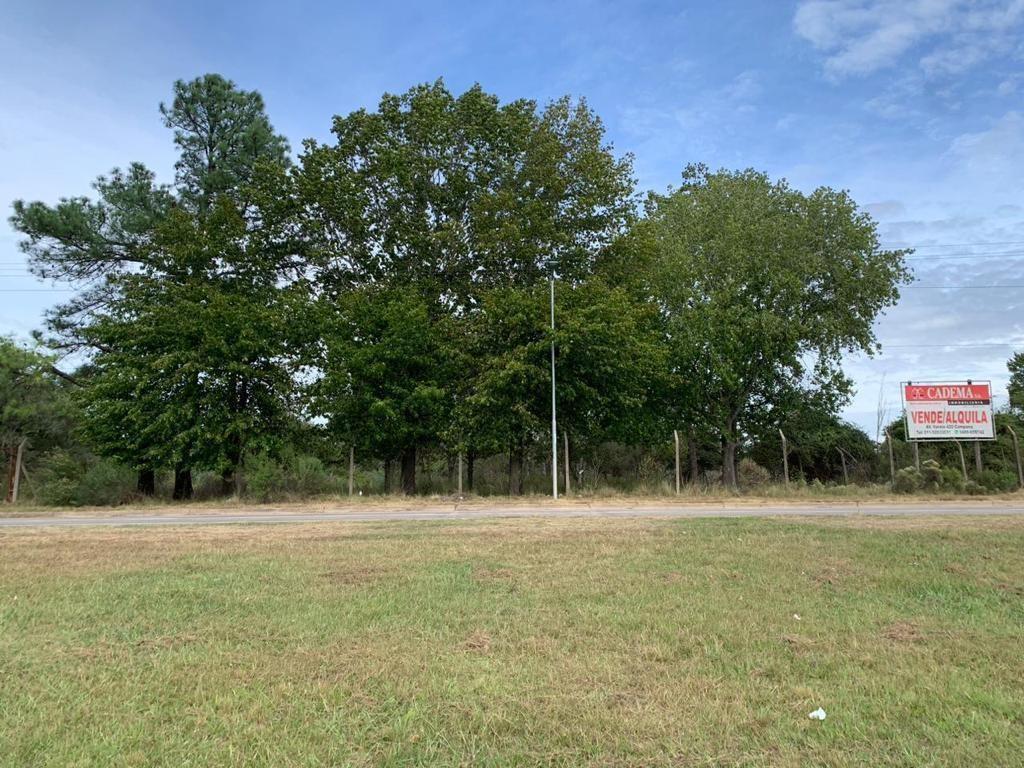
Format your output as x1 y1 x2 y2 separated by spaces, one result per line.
2 500 1024 527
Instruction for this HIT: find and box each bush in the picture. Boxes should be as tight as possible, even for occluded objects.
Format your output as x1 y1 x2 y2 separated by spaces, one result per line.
964 480 986 496
920 459 942 491
28 450 136 506
243 449 340 501
893 467 923 494
737 458 771 489
974 469 1018 494
940 466 965 492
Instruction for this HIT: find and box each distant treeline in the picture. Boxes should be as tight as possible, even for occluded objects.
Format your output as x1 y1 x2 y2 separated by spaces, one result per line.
4 74 1020 502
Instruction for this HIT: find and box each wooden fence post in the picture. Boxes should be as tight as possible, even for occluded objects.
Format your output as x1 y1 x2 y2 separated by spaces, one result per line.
563 432 571 496
11 439 26 504
673 430 681 494
457 452 463 496
885 429 895 485
348 445 355 497
778 429 789 486
954 440 968 483
837 447 848 485
1006 425 1023 489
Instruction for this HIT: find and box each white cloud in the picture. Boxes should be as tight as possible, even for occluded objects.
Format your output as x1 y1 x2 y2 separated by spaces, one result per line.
794 0 1024 78
946 110 1024 183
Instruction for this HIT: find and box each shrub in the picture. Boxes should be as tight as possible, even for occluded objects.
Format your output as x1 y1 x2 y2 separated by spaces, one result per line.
737 458 771 489
974 469 1018 494
940 466 965 492
28 449 135 506
964 480 986 496
893 467 923 494
920 459 943 491
243 450 340 501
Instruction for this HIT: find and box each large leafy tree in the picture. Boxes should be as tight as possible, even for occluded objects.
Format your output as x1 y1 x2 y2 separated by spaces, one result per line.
1009 352 1024 413
0 338 71 501
456 282 666 493
298 80 638 492
646 165 911 488
10 74 297 497
311 287 456 494
298 81 636 305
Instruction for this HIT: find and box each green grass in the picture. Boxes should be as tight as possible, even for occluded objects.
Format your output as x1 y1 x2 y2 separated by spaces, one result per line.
1 516 1022 767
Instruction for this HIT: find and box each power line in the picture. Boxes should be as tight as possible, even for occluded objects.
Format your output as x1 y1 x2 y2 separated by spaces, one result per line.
878 342 1021 349
882 240 1024 248
905 252 1024 261
904 284 1024 289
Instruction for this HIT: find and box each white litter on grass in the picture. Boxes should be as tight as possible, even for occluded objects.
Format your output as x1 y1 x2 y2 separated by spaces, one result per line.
793 613 801 621
808 707 827 721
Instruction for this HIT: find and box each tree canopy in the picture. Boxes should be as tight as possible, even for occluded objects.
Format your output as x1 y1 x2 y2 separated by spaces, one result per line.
8 75 918 499
644 165 911 487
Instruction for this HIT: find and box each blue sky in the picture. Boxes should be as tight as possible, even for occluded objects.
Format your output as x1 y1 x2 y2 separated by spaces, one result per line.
2 0 1023 435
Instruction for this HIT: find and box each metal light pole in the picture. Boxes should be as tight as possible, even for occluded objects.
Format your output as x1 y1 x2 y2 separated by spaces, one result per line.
550 276 558 499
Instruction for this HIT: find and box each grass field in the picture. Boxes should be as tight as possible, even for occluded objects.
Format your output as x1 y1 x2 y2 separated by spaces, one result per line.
1 516 1022 767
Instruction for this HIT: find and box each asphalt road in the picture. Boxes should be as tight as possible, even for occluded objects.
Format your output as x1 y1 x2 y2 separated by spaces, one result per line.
2 501 1023 528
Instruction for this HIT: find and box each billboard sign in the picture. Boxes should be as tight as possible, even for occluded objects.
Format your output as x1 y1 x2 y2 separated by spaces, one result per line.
902 381 995 441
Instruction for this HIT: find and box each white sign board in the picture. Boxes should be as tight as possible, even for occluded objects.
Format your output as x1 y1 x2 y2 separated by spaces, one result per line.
903 381 995 441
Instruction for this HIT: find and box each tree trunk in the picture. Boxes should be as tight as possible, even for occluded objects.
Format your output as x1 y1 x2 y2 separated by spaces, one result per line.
383 459 391 495
137 468 156 496
722 440 738 490
400 446 416 495
220 469 236 497
467 450 475 491
508 445 524 495
688 431 699 483
173 466 193 500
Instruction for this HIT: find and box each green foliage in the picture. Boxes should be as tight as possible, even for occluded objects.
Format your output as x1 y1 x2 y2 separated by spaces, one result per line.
737 458 771 488
243 450 339 502
28 449 136 507
298 81 636 308
455 282 665 465
920 459 943 490
9 75 991 503
10 74 300 497
160 73 290 209
646 165 911 486
940 466 965 491
1009 352 1024 413
299 80 641 493
974 469 1018 493
0 337 70 452
313 287 455 468
893 467 923 494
